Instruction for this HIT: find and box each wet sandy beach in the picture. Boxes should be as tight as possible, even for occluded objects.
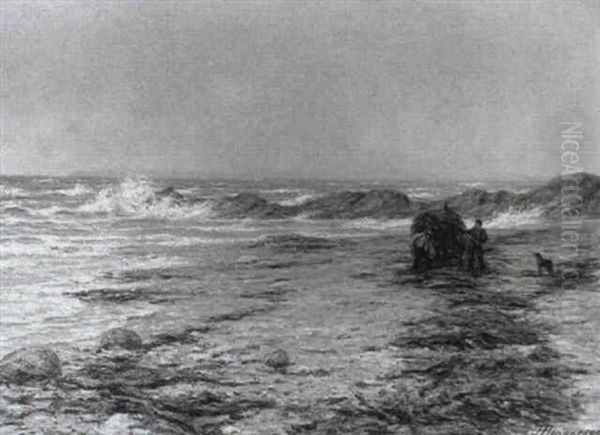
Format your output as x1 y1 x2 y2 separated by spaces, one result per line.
1 219 598 434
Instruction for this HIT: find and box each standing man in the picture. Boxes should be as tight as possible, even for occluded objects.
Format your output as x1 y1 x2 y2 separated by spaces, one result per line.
468 219 488 270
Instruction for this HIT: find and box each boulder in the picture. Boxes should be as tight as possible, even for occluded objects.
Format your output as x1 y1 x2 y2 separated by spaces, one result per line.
0 346 62 384
99 328 143 351
264 349 291 370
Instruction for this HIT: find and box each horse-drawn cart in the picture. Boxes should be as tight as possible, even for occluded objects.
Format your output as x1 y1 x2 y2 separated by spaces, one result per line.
410 206 469 269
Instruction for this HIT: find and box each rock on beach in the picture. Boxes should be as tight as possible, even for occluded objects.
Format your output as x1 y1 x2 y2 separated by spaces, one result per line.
99 328 143 351
0 346 62 384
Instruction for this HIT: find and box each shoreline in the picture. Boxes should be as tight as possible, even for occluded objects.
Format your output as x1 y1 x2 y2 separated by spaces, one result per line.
1 224 598 434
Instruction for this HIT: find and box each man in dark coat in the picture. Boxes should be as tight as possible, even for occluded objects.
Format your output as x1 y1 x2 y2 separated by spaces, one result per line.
467 219 488 270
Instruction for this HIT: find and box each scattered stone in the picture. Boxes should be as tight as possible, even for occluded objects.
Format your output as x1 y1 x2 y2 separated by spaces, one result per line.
99 328 143 351
0 346 61 385
264 349 291 370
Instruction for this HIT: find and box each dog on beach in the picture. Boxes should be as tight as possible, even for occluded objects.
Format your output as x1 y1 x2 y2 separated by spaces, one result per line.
534 253 554 276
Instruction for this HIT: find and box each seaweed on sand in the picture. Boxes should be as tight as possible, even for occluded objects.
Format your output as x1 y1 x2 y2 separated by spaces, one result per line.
391 306 548 350
299 268 583 434
397 346 579 427
383 274 582 433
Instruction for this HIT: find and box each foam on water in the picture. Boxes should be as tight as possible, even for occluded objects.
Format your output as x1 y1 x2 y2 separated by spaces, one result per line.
406 187 442 200
459 181 485 188
343 217 413 231
408 191 437 200
77 177 215 220
54 183 93 197
484 207 545 229
0 185 27 199
278 193 320 206
260 188 307 195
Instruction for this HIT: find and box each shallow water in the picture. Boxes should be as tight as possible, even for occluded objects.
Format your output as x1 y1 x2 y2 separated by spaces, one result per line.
0 176 598 433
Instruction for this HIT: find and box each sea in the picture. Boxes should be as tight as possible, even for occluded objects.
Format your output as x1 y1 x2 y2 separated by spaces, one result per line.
0 175 598 433
0 175 536 356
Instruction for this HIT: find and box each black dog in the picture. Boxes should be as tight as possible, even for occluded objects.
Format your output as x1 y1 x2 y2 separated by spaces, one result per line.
534 253 554 276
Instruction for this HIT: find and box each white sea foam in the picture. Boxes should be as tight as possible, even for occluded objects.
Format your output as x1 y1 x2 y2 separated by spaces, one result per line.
0 235 120 259
36 205 66 217
460 181 485 188
0 185 27 199
176 187 201 195
1 182 91 201
408 191 437 200
484 207 545 229
94 413 152 435
195 223 259 232
54 183 93 197
343 218 412 230
406 187 441 200
278 193 320 206
77 177 215 219
260 188 307 195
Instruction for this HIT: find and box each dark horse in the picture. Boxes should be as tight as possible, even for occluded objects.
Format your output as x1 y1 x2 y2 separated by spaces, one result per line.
412 231 436 270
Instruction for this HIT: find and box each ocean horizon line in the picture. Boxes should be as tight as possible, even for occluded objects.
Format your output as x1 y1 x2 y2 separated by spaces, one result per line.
0 172 572 185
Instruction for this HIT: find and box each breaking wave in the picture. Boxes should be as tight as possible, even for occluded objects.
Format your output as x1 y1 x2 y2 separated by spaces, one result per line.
54 183 93 197
77 172 597 224
1 182 92 200
343 218 413 231
460 181 484 188
0 185 27 199
259 188 307 195
3 172 596 225
484 207 545 229
77 178 215 220
406 188 438 200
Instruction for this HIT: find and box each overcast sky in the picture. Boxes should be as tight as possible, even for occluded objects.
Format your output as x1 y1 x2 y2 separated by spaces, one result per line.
1 0 598 180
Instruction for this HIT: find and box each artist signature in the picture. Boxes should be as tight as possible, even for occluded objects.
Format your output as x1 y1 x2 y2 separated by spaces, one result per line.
528 427 600 435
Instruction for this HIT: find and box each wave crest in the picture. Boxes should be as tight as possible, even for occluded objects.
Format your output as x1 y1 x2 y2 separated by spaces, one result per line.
343 218 413 230
278 193 320 206
484 207 545 229
0 185 27 199
55 183 93 197
77 178 214 219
